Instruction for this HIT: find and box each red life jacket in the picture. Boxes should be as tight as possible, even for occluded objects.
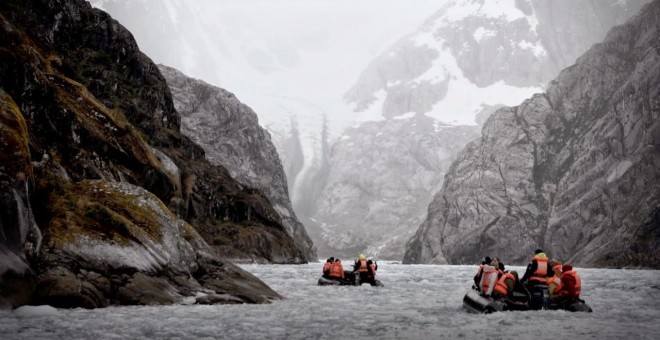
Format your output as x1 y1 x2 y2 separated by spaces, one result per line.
322 262 331 273
368 263 376 277
493 272 515 296
562 270 582 298
530 256 549 283
329 261 344 278
357 258 368 272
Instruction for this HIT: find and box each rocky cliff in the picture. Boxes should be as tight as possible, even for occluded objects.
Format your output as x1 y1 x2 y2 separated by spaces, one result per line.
313 115 479 259
309 0 649 260
404 0 660 267
0 0 301 308
158 64 316 262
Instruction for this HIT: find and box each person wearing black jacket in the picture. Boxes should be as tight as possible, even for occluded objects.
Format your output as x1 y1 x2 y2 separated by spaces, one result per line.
520 249 554 289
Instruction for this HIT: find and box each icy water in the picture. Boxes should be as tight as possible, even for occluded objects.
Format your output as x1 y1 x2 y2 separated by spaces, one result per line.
2 263 660 339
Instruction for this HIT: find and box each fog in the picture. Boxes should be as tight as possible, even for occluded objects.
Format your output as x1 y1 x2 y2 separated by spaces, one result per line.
93 0 445 138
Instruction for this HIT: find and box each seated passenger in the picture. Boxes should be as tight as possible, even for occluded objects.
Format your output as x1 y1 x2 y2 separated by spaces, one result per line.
493 270 519 299
558 264 582 302
473 256 492 291
329 259 344 280
367 259 378 283
479 258 499 296
322 257 334 278
548 262 564 303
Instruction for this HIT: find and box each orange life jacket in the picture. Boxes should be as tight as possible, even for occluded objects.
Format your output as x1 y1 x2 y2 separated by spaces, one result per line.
329 261 344 278
322 262 331 273
562 270 582 297
548 275 563 295
480 266 498 294
493 272 515 296
530 256 549 283
357 258 368 272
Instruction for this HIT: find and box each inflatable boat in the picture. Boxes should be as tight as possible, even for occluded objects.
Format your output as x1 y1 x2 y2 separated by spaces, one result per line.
462 285 592 313
463 289 530 313
317 270 383 287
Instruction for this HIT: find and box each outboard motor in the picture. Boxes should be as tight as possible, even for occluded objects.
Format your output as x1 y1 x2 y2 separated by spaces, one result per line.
529 284 549 310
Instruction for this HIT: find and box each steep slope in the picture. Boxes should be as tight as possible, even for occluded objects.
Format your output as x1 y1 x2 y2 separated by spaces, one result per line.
158 65 316 262
314 116 479 259
0 0 300 308
404 0 660 267
310 0 649 259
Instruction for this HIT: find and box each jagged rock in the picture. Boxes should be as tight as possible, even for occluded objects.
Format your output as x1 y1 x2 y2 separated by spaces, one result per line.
404 0 660 267
0 0 290 308
159 65 316 263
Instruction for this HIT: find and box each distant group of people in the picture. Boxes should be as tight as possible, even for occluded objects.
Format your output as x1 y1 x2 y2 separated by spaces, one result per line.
474 249 583 306
322 253 378 285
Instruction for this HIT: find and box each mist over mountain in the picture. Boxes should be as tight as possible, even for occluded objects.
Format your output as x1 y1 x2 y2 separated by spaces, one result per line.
158 64 316 262
404 0 660 267
312 0 650 259
94 0 651 260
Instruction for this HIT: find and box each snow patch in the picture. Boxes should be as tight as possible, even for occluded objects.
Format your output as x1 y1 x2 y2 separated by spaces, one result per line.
473 27 496 42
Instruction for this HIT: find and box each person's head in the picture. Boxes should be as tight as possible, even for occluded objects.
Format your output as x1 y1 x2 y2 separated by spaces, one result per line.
483 256 492 265
534 249 544 255
328 257 334 263
498 262 505 271
491 257 500 267
335 259 341 263
562 264 573 272
552 263 563 276
358 253 366 260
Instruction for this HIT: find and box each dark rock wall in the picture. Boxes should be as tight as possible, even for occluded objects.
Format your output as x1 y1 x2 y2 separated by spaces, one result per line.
0 0 303 308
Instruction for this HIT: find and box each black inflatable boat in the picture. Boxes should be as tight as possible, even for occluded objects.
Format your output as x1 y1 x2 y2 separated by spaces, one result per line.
317 270 383 287
463 285 592 313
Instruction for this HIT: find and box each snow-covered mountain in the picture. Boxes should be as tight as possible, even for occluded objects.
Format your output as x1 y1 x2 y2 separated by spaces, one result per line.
404 0 660 267
311 0 650 259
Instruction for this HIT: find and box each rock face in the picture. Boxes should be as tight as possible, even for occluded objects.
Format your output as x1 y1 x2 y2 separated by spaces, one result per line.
313 115 479 259
0 0 300 308
404 0 660 267
158 64 316 262
308 0 648 259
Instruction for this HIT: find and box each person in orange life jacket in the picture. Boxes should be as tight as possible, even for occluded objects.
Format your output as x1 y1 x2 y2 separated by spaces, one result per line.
322 257 334 278
493 270 520 299
354 254 372 284
479 258 500 296
547 262 564 302
473 256 492 290
329 258 344 279
520 249 553 289
558 264 582 302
